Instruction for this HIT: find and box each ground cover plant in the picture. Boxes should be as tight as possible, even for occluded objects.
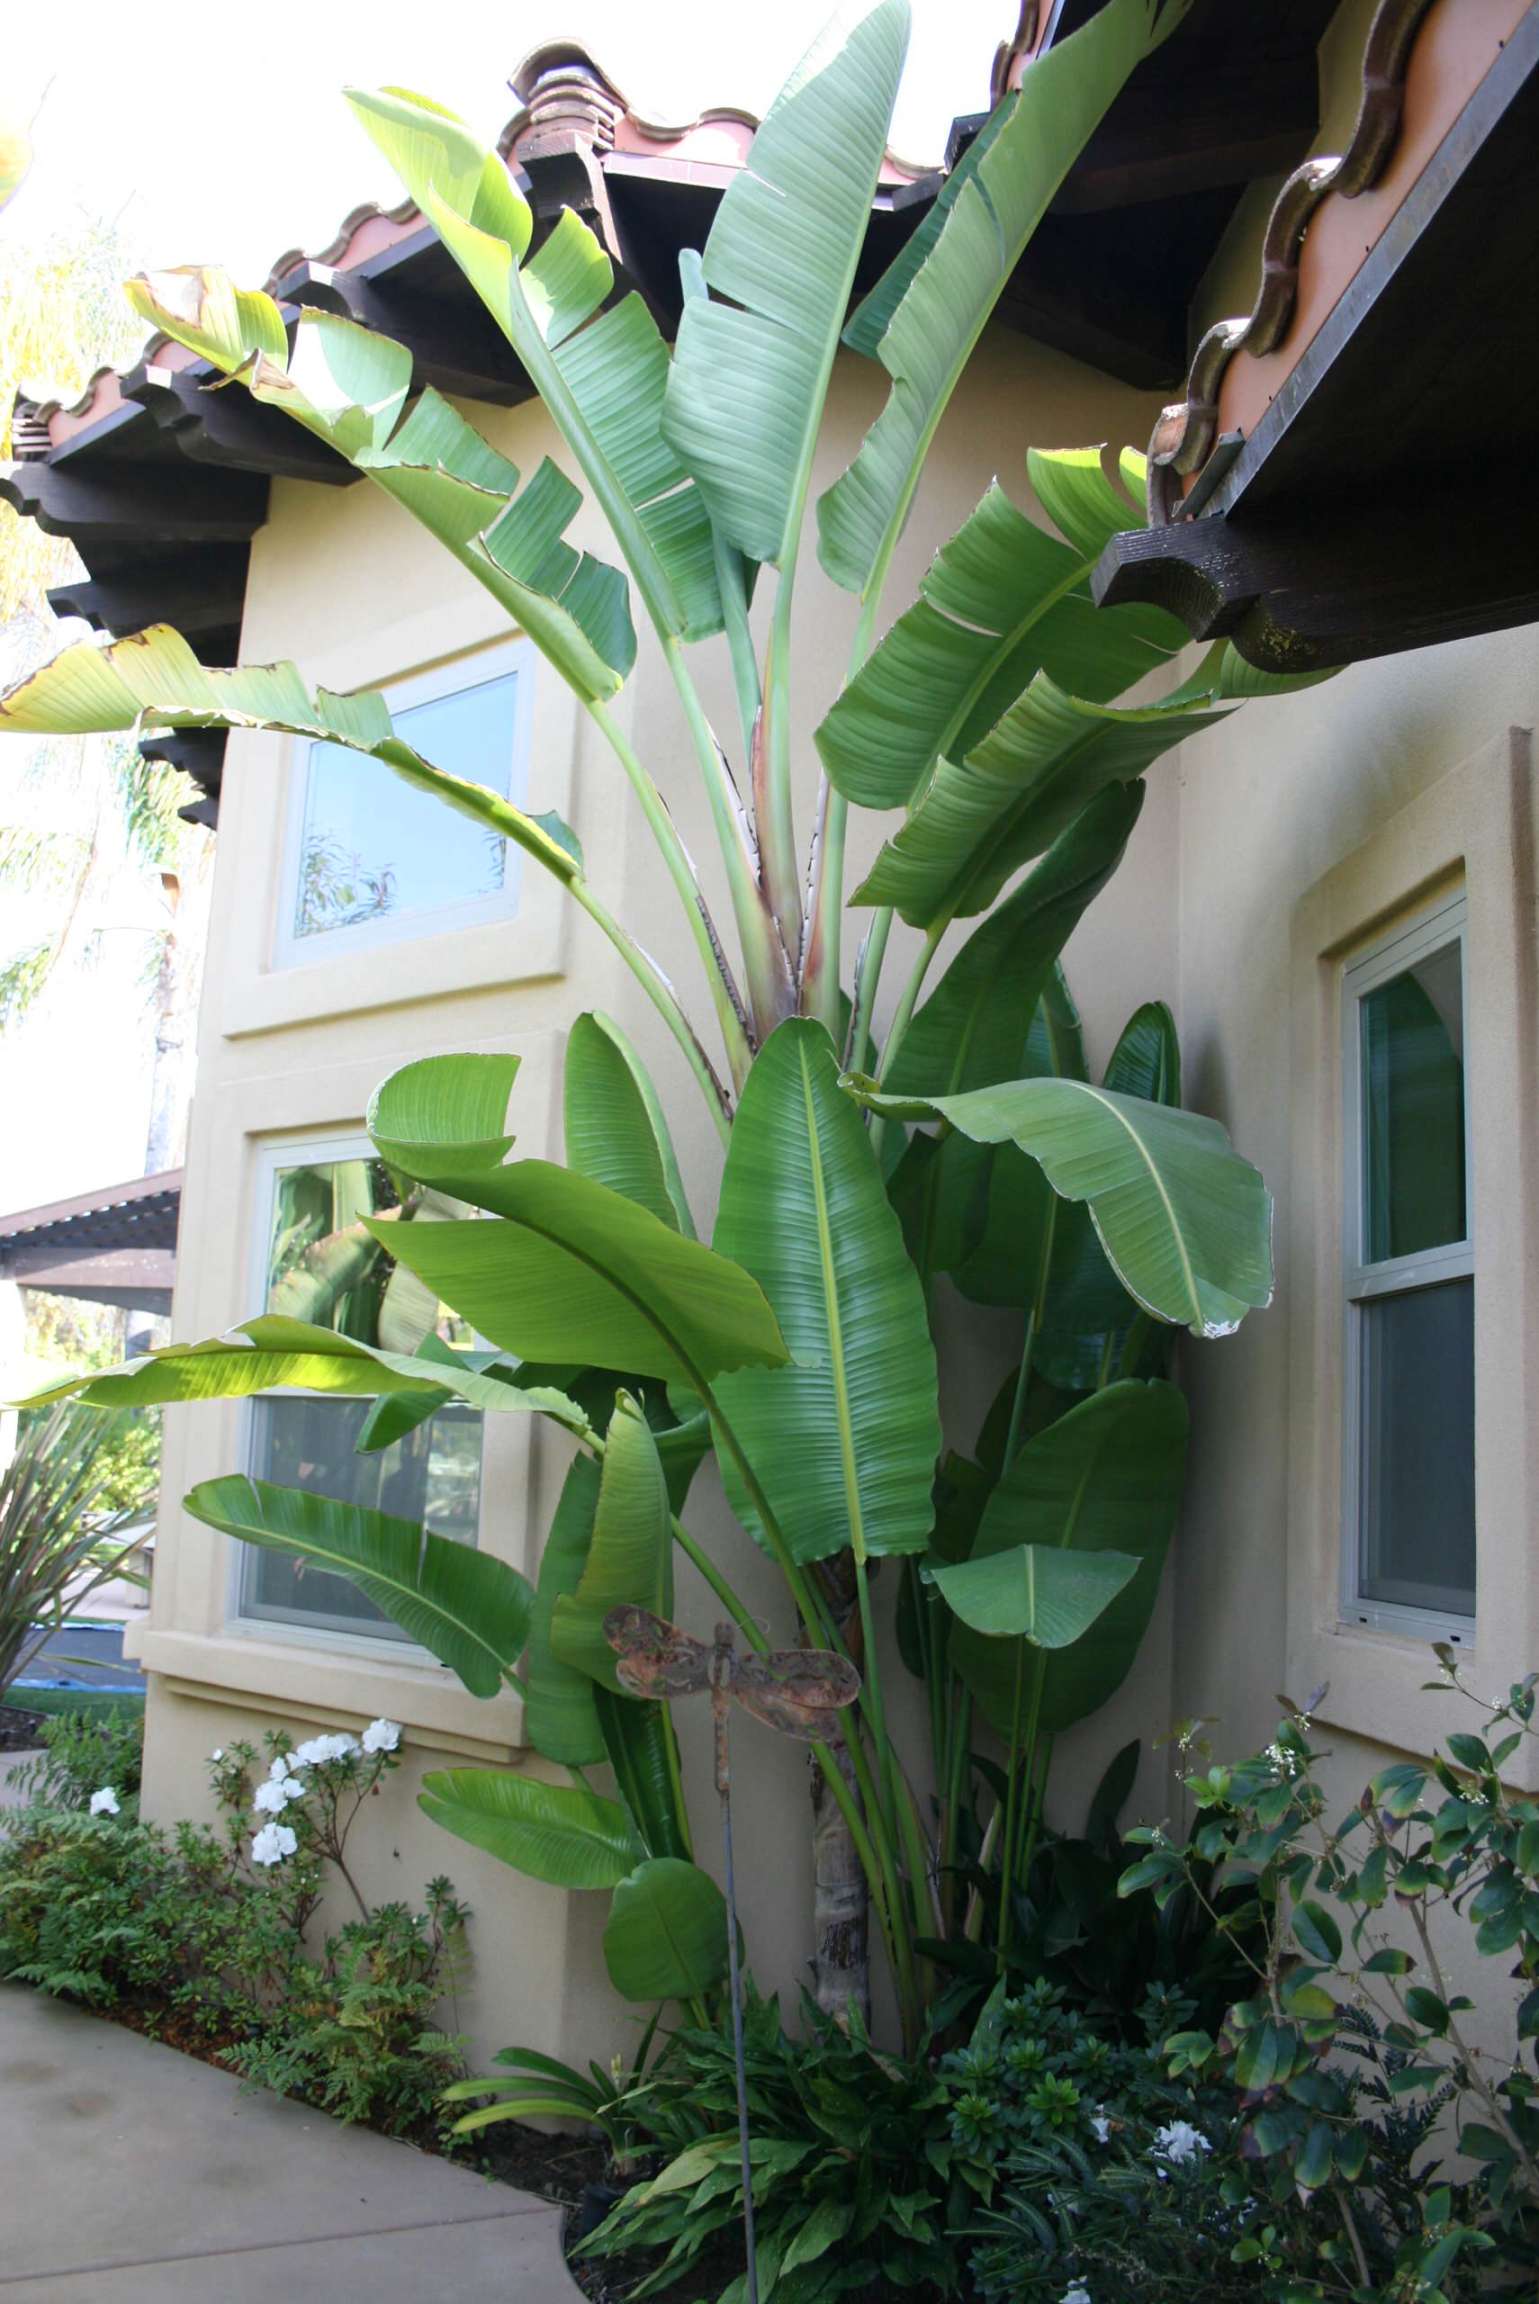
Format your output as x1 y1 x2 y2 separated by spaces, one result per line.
0 1706 469 2139
0 0 1306 2052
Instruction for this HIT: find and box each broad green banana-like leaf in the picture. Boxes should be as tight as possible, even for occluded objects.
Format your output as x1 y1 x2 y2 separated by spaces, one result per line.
0 624 588 889
343 89 720 645
6 1316 587 1432
124 283 636 699
818 0 1188 596
940 965 1083 1310
363 1159 787 1385
369 1053 519 1181
884 783 1142 1095
564 1013 695 1236
815 460 1184 811
184 1476 533 1698
418 1767 644 1889
551 1394 673 1693
1035 1000 1181 1387
594 1686 691 1864
712 1020 939 1563
933 1542 1140 1650
948 1381 1188 1734
849 1076 1272 1339
603 1858 728 2002
853 675 1226 928
523 1454 605 1766
662 0 909 570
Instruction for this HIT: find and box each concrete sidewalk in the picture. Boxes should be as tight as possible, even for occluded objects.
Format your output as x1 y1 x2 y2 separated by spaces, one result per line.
0 1985 583 2300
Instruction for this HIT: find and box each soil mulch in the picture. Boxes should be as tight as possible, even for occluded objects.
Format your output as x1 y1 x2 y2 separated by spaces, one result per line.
0 1705 47 1753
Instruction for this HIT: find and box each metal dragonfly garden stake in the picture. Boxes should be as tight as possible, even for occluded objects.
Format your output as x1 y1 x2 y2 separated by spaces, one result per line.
604 1606 862 2304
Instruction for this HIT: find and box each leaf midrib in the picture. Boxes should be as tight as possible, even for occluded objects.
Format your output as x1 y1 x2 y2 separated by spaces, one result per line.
798 1039 868 1566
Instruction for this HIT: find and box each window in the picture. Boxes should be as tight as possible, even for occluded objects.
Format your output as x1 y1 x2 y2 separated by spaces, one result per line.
274 643 533 966
239 1139 482 1640
1341 893 1474 1635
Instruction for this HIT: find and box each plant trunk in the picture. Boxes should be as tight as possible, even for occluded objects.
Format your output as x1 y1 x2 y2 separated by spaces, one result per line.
808 1553 870 2026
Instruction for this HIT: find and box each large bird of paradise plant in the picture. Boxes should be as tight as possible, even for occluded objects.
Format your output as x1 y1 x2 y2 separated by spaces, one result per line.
2 0 1304 2053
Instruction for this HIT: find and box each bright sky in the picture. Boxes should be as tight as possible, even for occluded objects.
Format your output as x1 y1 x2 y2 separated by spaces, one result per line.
0 0 1009 1219
6 0 1007 288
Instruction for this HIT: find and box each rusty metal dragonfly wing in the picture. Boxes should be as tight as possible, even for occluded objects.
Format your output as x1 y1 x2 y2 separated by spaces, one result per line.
603 1604 712 1701
731 1646 861 1742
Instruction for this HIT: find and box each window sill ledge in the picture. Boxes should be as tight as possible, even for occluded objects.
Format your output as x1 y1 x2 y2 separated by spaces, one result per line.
136 1625 524 1762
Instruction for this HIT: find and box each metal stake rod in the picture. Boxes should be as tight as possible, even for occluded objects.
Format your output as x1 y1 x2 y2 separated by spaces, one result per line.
716 1679 759 2304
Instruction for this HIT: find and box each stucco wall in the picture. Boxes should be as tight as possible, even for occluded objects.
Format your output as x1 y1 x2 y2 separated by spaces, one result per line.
136 324 1181 2064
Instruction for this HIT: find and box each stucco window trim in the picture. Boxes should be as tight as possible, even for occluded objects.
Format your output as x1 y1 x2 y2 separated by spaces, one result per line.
149 1036 564 1752
271 637 537 972
231 1124 490 1645
217 621 579 1040
1286 726 1539 1770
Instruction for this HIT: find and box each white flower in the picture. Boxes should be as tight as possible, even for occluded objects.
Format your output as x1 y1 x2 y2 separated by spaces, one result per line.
210 1748 224 1763
252 1773 307 1814
1089 2110 1112 2144
1062 2285 1093 2304
88 1787 120 1817
1265 1741 1299 1778
291 1733 359 1768
361 1717 402 1755
251 1821 298 1867
1151 2120 1210 2168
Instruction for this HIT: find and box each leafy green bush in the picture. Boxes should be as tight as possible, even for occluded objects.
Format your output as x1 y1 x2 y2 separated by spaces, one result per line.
581 1990 964 2301
1120 1656 1539 2298
0 1716 469 2138
224 1883 469 2135
8 1701 145 1809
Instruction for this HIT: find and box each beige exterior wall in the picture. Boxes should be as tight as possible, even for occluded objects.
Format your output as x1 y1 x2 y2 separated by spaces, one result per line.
135 327 1179 2063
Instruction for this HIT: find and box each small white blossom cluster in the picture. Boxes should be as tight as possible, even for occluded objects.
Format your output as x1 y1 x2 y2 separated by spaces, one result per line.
245 1721 401 1866
292 1732 358 1768
89 1786 120 1817
251 1820 298 1867
1061 2285 1092 2304
253 1754 308 1815
1265 1741 1300 1778
1151 2119 1210 2169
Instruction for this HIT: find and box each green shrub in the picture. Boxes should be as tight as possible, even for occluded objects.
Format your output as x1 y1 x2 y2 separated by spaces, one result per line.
581 1990 965 2301
0 1715 469 2138
1120 1656 1539 2297
7 1701 145 1810
223 1884 469 2136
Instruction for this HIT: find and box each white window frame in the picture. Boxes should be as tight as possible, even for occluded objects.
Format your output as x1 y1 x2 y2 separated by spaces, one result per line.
272 638 535 970
1339 891 1474 1643
232 1130 486 1649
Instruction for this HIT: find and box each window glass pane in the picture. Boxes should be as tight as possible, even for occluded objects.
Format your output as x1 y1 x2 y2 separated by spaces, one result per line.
294 670 520 940
244 1397 481 1635
265 1155 471 1349
1356 1278 1475 1617
1360 937 1465 1261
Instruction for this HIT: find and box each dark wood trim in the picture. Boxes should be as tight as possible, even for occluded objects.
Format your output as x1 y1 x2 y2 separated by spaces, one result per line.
0 460 266 545
1093 475 1539 672
125 364 354 486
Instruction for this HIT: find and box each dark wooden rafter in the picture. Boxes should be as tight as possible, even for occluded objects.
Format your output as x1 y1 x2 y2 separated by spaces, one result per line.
1094 5 1539 670
0 457 264 546
973 0 1336 382
124 359 354 484
270 228 531 406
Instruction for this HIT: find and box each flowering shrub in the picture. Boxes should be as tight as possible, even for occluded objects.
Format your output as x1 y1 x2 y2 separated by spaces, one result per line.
0 1707 468 2139
1119 1657 1539 2298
